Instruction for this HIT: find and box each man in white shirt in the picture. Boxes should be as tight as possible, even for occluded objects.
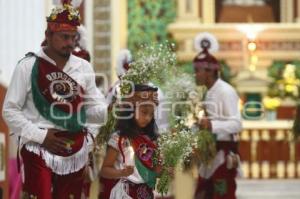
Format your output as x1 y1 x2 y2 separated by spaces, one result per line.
193 33 242 199
2 2 106 199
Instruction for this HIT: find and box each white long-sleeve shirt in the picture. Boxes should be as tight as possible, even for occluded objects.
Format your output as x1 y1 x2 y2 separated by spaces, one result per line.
2 49 107 146
204 78 242 141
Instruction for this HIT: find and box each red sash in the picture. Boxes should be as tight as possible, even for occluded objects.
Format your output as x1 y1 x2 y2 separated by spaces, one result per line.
37 57 84 113
31 55 86 132
131 134 157 169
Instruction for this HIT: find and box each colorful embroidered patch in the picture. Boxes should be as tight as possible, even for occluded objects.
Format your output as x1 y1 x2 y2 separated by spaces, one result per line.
214 179 227 196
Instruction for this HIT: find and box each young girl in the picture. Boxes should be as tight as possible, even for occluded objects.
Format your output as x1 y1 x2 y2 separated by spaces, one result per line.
99 84 160 199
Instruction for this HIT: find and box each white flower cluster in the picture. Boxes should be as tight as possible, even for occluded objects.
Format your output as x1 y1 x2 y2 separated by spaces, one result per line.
157 125 215 168
163 73 204 101
120 42 176 95
156 124 216 195
157 127 196 167
50 6 65 15
155 73 214 195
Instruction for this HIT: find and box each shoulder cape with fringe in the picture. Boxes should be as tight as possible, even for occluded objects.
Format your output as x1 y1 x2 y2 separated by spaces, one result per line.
29 53 86 132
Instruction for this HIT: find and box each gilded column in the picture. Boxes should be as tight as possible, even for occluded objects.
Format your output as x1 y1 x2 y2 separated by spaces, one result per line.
176 0 201 22
202 0 215 23
296 0 300 22
110 0 128 83
280 0 294 22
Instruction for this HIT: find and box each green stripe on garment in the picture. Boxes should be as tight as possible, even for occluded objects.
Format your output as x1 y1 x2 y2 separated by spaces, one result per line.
135 155 158 189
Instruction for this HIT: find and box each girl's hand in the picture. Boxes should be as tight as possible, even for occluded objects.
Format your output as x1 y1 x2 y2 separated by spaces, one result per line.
121 165 134 177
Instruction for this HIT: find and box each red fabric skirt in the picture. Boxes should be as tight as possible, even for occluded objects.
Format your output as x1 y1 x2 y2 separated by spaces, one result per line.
99 177 154 199
194 141 238 199
21 147 85 199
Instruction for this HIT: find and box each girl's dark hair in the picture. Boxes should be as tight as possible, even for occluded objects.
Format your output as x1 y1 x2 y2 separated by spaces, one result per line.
115 84 159 140
115 109 159 140
132 84 158 92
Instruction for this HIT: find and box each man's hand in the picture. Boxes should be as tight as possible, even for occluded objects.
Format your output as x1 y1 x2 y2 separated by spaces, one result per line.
198 117 212 131
41 129 70 154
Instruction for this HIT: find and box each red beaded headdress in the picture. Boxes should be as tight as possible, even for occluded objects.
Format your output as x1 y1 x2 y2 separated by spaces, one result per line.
193 32 220 71
47 0 82 32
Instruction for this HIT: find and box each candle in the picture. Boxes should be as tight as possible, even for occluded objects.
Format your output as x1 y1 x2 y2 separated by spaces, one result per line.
125 146 135 166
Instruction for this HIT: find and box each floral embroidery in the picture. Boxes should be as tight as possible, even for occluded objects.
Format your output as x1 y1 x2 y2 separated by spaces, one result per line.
137 184 153 199
137 143 154 163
